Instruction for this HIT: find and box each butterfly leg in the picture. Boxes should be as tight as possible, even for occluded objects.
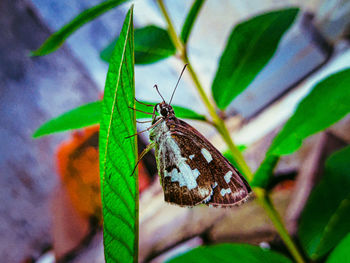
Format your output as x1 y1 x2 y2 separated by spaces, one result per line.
135 98 154 107
130 142 155 176
128 106 153 115
125 118 162 139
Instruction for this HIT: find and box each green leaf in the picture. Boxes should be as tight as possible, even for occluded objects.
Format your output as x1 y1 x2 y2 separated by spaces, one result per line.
180 0 205 44
135 101 207 121
269 68 350 155
33 100 206 138
212 8 299 109
251 155 280 188
32 101 101 138
326 234 350 263
31 0 128 56
101 25 176 64
99 7 137 263
32 103 205 138
167 243 293 263
222 145 247 174
298 146 350 260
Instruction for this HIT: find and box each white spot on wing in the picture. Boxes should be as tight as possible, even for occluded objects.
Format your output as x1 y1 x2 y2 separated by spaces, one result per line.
220 188 232 196
165 166 200 190
233 189 246 198
213 182 218 188
189 154 195 160
201 148 213 163
224 171 233 183
151 121 203 191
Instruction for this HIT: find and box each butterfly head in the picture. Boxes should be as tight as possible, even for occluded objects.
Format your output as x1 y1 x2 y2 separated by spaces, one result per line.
156 102 175 118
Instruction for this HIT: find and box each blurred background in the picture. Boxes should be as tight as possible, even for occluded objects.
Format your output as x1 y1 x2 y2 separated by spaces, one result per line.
1 0 350 262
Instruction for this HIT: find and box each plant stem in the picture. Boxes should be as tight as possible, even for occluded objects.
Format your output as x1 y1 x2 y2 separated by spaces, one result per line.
256 189 305 263
156 1 305 262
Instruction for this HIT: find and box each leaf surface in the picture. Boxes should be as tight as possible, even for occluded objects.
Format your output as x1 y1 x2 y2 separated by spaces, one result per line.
101 25 175 64
251 155 279 188
181 0 205 44
33 100 206 138
269 68 350 155
31 0 128 56
167 243 292 263
32 101 101 138
298 146 350 259
253 69 350 188
99 7 137 263
326 234 350 263
212 8 298 109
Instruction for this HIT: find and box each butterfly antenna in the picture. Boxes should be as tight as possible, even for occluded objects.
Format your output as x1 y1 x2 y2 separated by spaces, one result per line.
154 84 165 102
169 64 188 105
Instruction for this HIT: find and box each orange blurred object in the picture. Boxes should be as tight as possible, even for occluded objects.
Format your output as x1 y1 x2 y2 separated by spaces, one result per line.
56 126 151 222
56 125 102 222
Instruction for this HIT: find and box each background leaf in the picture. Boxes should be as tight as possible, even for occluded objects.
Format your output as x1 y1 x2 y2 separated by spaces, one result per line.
326 234 350 263
298 146 350 260
212 8 299 109
269 68 350 156
33 100 206 138
222 145 247 175
251 155 280 188
252 68 350 188
101 25 175 64
135 101 206 120
167 243 292 263
180 0 205 44
32 101 101 138
99 7 137 263
31 0 128 56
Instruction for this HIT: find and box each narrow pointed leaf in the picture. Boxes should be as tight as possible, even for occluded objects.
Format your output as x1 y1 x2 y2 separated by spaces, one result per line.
269 68 350 156
101 25 175 64
167 243 292 263
33 100 206 138
326 234 350 263
253 68 350 188
299 146 350 259
32 101 101 138
212 8 299 109
31 0 128 56
180 0 205 44
99 7 137 263
134 101 206 120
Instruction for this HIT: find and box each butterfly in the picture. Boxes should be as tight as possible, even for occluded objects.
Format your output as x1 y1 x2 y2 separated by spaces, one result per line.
132 65 251 207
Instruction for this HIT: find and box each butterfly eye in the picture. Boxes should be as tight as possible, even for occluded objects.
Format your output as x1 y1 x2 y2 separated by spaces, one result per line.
160 108 168 116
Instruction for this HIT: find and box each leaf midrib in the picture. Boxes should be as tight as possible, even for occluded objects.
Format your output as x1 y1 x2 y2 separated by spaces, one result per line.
313 193 350 258
102 11 133 184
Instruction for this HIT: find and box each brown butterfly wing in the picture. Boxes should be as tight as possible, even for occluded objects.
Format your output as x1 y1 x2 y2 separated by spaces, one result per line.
169 118 251 207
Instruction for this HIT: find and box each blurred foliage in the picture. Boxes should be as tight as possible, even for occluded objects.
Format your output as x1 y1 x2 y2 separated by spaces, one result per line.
251 155 280 188
299 146 350 260
101 25 176 64
99 7 137 263
326 234 350 263
31 0 129 56
180 0 205 44
269 68 350 156
33 101 101 138
212 8 299 109
33 100 206 138
167 243 292 263
252 69 350 188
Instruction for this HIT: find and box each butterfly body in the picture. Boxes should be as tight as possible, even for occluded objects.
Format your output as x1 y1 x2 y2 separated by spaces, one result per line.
149 102 251 207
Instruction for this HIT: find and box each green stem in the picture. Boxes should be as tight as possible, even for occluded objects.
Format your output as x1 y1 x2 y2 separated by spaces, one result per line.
256 190 305 263
156 1 305 263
